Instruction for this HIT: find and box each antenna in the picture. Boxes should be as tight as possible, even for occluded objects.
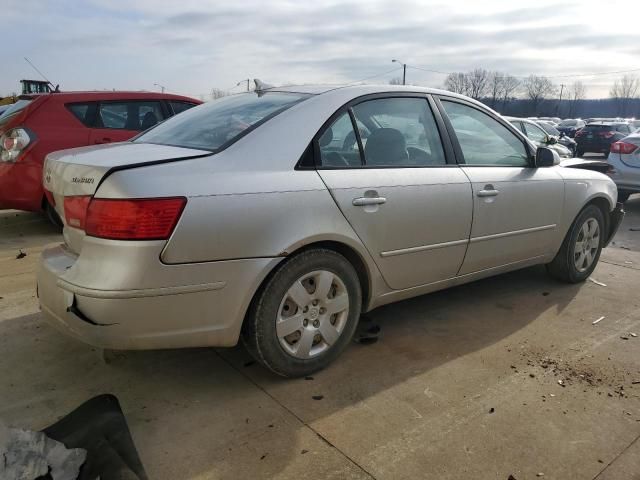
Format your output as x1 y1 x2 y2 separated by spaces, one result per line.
23 57 59 92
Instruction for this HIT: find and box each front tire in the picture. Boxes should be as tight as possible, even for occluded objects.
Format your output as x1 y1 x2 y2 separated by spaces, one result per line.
242 249 362 377
546 205 605 283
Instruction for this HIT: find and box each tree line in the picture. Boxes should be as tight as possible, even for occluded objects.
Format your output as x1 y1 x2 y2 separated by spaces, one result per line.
437 69 640 119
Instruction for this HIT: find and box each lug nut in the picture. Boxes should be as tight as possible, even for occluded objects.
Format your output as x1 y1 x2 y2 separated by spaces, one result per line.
313 320 320 328
312 300 319 306
319 307 326 314
303 306 308 313
303 319 308 327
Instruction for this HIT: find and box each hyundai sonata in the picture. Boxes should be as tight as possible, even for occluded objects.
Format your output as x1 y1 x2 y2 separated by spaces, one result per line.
38 84 623 377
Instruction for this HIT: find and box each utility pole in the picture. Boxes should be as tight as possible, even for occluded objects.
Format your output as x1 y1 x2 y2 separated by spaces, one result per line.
557 83 565 116
237 79 251 92
392 59 407 85
153 83 166 93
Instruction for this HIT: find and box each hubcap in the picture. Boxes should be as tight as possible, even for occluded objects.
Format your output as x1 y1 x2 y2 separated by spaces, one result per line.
276 270 350 359
574 217 600 273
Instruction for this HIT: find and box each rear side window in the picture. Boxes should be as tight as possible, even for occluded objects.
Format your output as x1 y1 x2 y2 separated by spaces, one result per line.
442 100 529 167
97 101 163 131
318 112 363 167
66 103 94 127
169 101 197 115
351 97 446 167
136 92 310 151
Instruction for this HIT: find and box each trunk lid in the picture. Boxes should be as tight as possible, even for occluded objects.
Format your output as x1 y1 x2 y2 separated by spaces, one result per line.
43 142 210 252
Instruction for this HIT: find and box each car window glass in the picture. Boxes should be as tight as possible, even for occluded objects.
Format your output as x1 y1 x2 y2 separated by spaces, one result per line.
136 92 309 151
318 112 363 167
524 123 547 143
351 98 446 167
98 101 163 131
66 103 92 127
170 101 197 115
442 100 528 166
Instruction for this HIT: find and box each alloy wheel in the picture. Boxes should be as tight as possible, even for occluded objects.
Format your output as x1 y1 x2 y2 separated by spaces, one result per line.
574 217 600 273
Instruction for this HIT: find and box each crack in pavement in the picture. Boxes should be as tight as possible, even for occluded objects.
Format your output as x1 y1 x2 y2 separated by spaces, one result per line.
592 432 640 479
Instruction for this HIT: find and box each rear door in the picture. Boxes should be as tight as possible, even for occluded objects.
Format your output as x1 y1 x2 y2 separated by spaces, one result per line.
437 97 564 275
316 94 473 290
89 100 164 144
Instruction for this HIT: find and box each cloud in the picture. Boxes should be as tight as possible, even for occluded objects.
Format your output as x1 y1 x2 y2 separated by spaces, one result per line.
1 0 639 99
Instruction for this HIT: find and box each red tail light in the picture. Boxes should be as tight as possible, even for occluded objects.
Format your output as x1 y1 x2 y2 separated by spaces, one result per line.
64 195 92 229
85 197 187 240
610 141 638 155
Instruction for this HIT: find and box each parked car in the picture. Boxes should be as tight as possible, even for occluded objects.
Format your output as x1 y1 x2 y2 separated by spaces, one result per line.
0 91 201 223
538 117 561 125
506 117 573 158
575 122 634 157
557 119 586 137
37 84 623 377
0 105 10 117
606 131 640 202
537 120 578 155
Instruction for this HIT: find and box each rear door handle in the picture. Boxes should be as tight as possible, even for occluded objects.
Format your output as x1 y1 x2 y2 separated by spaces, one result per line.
477 185 499 197
353 197 387 206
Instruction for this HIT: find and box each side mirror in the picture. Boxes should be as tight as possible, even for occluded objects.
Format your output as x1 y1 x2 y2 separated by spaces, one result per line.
547 136 558 145
535 146 561 167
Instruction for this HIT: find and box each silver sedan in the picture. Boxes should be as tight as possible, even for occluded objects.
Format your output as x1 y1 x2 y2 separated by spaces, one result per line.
38 84 623 377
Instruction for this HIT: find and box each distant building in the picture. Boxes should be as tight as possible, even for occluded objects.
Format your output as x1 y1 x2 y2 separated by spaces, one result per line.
20 79 52 95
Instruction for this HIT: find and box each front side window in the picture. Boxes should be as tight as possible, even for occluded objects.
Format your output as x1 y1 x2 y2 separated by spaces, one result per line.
136 92 310 151
350 97 446 167
524 123 547 143
97 101 163 131
441 100 529 166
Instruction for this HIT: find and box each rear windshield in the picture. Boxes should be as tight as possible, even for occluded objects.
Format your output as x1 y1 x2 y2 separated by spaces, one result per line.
0 99 32 126
135 92 310 151
538 122 560 136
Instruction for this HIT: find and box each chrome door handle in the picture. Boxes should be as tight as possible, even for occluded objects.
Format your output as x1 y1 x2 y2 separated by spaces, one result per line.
353 197 387 206
477 189 499 197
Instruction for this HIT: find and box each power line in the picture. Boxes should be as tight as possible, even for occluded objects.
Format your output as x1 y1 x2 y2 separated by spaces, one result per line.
348 66 403 85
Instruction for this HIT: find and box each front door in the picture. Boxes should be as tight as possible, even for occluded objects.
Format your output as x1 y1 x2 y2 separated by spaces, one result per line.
316 96 473 290
438 98 564 275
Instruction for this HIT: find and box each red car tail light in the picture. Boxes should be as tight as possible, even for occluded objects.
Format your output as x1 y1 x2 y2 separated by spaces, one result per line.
64 196 92 229
610 141 638 155
85 197 187 240
0 128 32 162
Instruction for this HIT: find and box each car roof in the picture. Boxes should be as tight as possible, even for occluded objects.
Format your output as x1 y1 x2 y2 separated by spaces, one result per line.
20 91 201 103
586 121 625 126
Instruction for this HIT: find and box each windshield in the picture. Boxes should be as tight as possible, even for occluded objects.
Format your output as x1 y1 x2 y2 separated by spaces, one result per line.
538 122 560 136
0 99 32 126
135 92 310 151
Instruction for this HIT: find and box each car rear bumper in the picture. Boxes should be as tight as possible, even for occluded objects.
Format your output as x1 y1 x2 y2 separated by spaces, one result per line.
37 242 281 350
604 203 625 247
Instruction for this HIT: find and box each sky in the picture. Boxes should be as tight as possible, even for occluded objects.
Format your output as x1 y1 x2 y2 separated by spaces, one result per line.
2 0 639 99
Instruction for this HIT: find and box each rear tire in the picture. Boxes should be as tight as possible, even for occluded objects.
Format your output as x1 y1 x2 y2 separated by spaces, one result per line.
44 200 63 228
546 204 605 283
242 249 362 378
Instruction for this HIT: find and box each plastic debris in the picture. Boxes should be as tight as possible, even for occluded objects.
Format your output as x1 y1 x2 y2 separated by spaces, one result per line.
15 250 26 259
592 316 605 325
588 278 607 287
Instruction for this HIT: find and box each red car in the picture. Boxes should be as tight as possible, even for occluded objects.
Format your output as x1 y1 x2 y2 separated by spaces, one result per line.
0 91 201 222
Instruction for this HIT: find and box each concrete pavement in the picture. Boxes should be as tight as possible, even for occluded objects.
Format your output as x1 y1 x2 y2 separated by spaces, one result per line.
1 196 639 479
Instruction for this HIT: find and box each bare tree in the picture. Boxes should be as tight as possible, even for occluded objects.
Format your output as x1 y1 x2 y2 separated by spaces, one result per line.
487 71 505 109
389 77 403 85
567 81 587 117
610 75 640 116
500 75 521 111
210 88 229 100
523 75 556 115
444 72 469 96
467 68 489 100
